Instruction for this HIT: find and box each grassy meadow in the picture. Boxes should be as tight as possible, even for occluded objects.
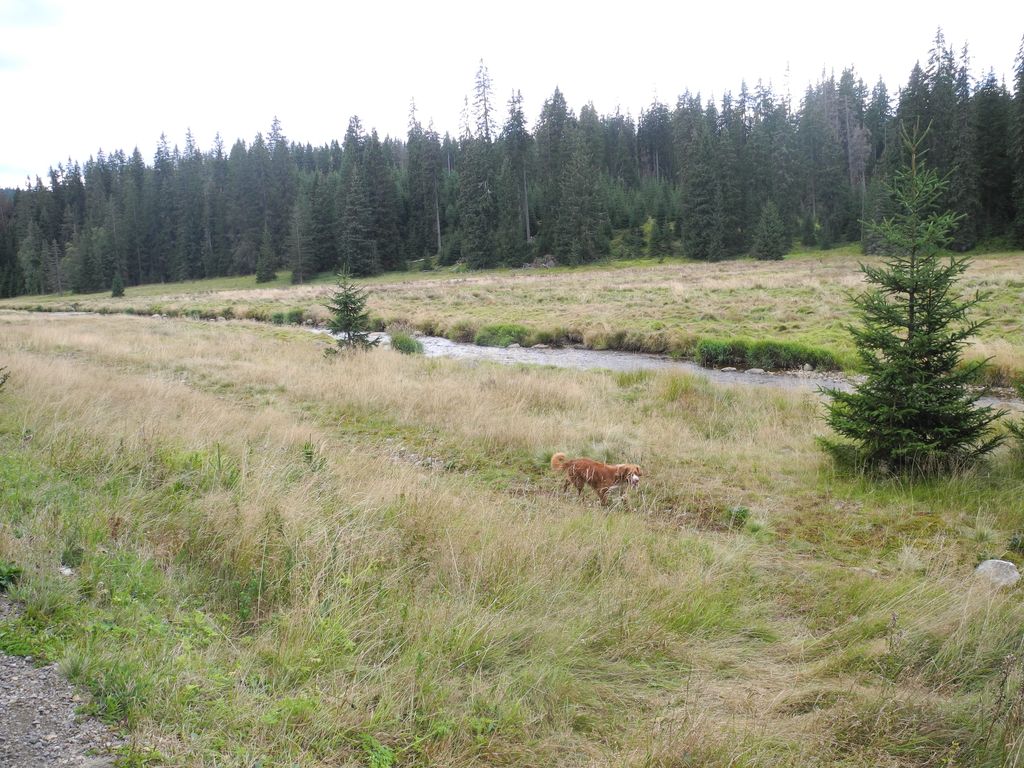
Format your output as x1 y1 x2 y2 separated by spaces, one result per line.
2 310 1024 766
3 248 1024 383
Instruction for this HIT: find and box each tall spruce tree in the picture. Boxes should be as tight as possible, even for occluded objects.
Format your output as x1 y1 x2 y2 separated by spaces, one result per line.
255 225 277 283
289 183 314 283
110 270 125 297
1012 36 1024 245
751 201 787 260
554 132 610 264
337 166 378 276
679 124 724 261
822 126 1003 472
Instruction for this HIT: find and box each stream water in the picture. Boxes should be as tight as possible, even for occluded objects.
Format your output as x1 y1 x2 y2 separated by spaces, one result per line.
322 329 1023 411
15 311 1023 411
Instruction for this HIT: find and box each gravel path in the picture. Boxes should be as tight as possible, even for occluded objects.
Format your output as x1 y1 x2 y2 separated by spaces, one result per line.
0 596 124 768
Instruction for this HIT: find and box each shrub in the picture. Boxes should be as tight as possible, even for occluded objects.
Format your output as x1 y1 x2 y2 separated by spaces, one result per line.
270 312 286 325
286 308 305 325
390 331 424 355
446 320 478 343
474 323 530 347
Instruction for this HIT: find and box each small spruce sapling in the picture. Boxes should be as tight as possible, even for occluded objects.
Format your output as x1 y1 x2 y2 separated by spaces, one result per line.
325 271 379 353
821 124 1004 473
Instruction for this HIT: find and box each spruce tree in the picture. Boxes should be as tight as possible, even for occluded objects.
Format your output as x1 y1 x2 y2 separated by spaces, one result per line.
554 133 610 264
289 185 314 284
680 127 724 261
751 201 788 260
822 126 1004 473
1012 35 1024 246
110 270 125 297
255 226 277 283
337 166 378 276
325 271 379 351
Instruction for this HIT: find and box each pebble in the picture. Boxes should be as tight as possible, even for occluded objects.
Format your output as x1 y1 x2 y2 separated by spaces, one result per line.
1 597 125 767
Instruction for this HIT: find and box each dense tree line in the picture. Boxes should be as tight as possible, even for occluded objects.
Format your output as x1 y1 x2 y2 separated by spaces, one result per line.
1 33 1023 298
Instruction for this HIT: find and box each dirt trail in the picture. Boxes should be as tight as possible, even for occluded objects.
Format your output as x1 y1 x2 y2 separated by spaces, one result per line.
0 596 123 768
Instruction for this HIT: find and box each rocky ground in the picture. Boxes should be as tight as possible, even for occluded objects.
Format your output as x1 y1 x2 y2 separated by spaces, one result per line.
0 596 124 768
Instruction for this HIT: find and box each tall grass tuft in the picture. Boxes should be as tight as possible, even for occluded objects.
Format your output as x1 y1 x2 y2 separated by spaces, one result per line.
696 337 840 370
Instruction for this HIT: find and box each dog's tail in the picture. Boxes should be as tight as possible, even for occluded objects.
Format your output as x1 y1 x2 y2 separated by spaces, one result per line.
550 452 567 471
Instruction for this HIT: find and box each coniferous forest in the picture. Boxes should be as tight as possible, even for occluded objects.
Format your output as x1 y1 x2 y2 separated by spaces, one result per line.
2 32 1023 299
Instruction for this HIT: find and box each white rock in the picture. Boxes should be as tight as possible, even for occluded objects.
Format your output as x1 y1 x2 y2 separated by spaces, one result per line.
721 366 737 372
974 559 1020 588
802 363 814 371
532 343 550 349
745 368 766 375
58 566 73 577
508 343 521 348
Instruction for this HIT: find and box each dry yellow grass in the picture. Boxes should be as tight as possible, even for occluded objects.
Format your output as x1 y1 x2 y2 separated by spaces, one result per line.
1 311 1023 766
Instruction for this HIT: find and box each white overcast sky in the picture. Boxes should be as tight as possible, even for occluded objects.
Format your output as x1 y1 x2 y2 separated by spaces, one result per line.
1 0 1021 189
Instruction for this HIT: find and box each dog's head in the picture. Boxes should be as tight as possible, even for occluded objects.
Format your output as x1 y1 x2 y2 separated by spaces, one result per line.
616 464 643 486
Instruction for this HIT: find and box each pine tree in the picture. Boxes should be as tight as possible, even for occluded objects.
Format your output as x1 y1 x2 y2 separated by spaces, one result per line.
325 271 379 351
822 126 1004 473
751 201 788 260
255 225 276 283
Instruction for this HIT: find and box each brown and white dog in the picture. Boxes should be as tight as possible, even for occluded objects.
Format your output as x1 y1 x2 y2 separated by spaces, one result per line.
550 452 643 505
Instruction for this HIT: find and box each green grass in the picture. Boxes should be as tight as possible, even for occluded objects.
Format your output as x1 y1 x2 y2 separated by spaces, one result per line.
473 323 532 347
389 331 424 355
696 337 842 370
